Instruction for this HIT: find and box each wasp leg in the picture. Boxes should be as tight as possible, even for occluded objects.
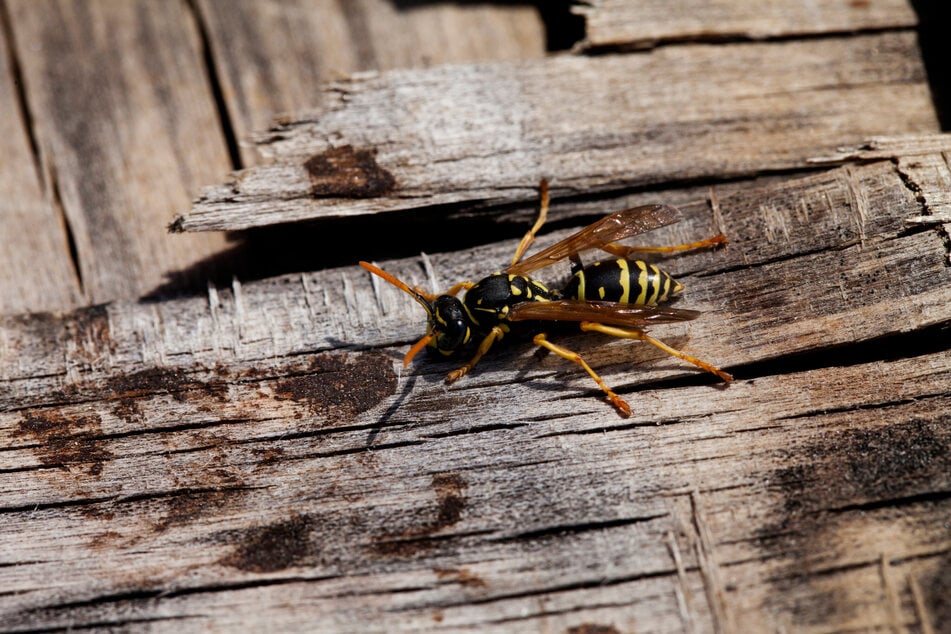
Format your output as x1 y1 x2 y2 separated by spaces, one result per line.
413 281 474 302
580 322 733 382
600 234 727 258
446 325 505 383
510 179 550 267
533 333 632 417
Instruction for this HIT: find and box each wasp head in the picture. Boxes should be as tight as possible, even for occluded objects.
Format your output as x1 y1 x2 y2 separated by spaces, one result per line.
359 261 472 366
429 295 470 354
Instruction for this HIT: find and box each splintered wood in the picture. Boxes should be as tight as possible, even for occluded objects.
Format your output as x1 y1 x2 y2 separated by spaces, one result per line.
176 32 937 232
2 152 949 631
0 0 546 315
195 0 545 166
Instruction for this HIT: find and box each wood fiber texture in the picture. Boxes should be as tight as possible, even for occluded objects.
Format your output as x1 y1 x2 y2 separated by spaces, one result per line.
177 32 938 231
575 0 918 48
2 151 949 632
1 1 948 631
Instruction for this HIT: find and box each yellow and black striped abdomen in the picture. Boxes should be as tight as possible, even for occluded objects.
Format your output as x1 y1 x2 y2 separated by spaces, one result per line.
562 259 684 306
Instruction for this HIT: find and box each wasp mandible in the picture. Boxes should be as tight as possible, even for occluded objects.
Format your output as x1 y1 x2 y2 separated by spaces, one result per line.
360 181 732 416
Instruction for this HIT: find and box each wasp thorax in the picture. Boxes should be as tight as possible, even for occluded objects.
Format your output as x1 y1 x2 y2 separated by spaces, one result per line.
430 295 470 352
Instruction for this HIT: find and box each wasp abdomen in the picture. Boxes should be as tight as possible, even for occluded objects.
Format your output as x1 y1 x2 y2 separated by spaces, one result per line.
563 259 683 306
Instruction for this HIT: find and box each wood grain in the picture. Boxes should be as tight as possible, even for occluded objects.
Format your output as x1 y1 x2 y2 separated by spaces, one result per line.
196 0 546 166
0 15 80 314
576 0 918 48
176 31 939 232
4 156 949 404
2 6 948 631
0 0 546 314
2 154 949 630
5 0 232 304
810 133 951 242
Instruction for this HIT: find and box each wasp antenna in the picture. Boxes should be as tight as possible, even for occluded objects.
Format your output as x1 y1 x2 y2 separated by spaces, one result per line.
403 333 434 367
359 261 434 316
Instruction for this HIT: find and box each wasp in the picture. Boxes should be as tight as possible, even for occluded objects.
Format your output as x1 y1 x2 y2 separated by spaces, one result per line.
360 181 732 416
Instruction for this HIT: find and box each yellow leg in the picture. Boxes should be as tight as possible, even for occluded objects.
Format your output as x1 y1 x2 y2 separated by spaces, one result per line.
446 326 505 383
600 234 727 258
510 179 550 267
533 333 632 417
580 322 733 382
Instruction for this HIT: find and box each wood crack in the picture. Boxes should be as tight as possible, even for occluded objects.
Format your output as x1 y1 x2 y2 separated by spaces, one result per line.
580 25 919 55
823 489 951 515
185 0 241 171
498 513 670 542
434 568 679 610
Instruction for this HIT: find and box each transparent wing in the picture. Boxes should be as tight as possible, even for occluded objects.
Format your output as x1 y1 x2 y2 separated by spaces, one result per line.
505 204 681 276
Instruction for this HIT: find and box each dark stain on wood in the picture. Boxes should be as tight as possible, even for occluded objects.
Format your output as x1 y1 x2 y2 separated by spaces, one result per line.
152 489 246 535
371 473 468 557
252 446 286 470
219 514 317 572
566 625 620 634
432 473 468 528
66 304 116 362
14 367 234 423
304 145 396 198
107 367 229 403
14 410 112 477
112 397 145 425
434 566 487 589
272 352 396 418
774 418 949 517
757 417 950 626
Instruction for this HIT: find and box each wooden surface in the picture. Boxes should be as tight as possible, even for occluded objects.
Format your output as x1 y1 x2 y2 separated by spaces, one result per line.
197 0 545 166
2 154 950 632
0 0 544 313
0 12 80 314
4 0 232 307
175 31 938 231
575 0 918 48
2 2 950 633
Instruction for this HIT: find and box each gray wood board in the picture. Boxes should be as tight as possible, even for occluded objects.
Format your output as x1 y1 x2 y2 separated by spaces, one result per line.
0 10 80 314
175 31 939 232
575 0 918 48
0 1 547 316
2 156 949 630
196 0 546 167
4 0 233 305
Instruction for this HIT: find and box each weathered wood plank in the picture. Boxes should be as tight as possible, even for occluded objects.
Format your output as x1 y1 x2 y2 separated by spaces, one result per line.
810 133 951 243
196 0 546 166
0 17 80 314
3 147 950 630
1 346 947 631
6 0 231 304
576 0 918 48
807 132 951 164
4 156 949 405
175 32 938 232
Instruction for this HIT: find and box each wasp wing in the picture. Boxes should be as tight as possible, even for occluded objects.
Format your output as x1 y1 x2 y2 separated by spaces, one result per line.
505 204 681 276
506 299 699 328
